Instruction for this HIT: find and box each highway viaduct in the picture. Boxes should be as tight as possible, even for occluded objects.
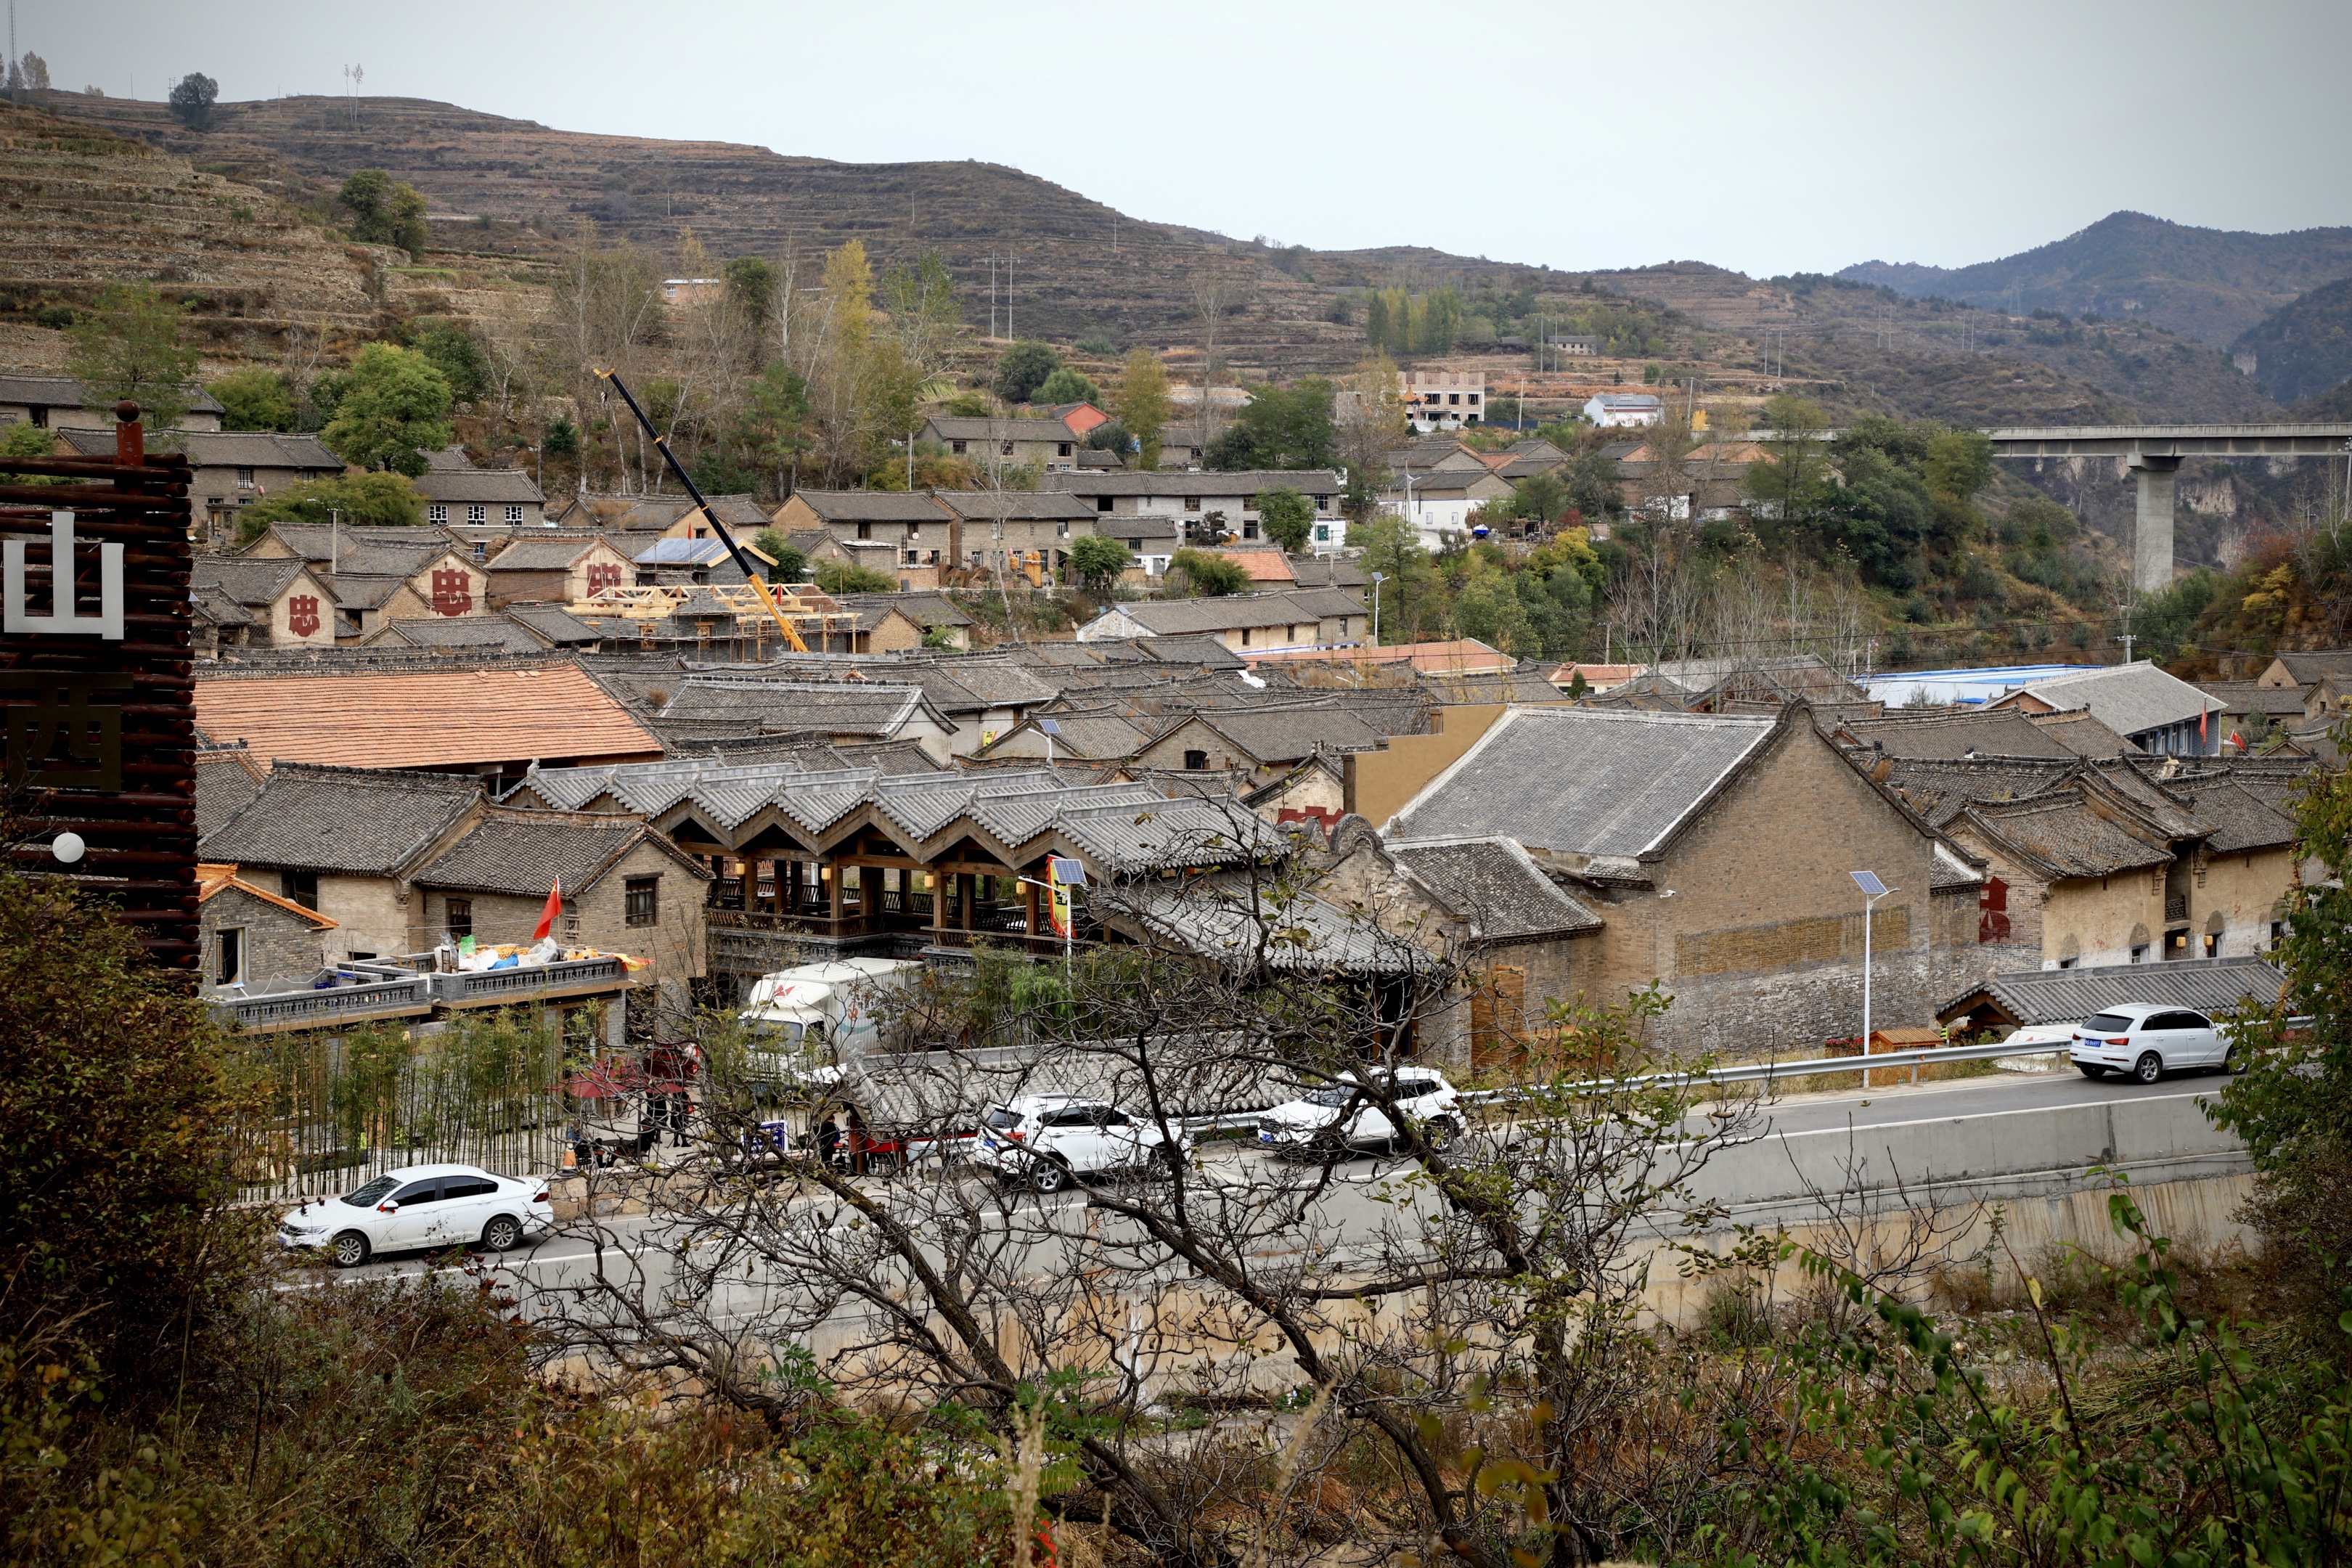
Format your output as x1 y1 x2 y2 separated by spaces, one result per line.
1985 422 2352 593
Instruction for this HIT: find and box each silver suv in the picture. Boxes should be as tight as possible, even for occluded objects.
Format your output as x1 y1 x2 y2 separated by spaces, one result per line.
971 1095 1191 1193
2070 1003 2236 1083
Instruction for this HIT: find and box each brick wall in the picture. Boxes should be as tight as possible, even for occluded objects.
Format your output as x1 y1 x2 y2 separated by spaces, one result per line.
199 883 330 987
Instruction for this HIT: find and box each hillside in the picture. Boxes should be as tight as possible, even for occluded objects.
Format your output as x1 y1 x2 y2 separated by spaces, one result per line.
1839 211 2352 348
0 102 380 369
1 89 2274 430
2230 274 2352 405
1607 263 2281 425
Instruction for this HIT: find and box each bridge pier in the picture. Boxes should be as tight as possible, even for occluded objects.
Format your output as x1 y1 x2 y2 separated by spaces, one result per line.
2130 454 2181 594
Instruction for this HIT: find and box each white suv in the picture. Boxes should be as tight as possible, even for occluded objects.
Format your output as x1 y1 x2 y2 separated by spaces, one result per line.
279 1163 553 1268
2070 1004 2237 1083
971 1095 1192 1193
1257 1069 1463 1158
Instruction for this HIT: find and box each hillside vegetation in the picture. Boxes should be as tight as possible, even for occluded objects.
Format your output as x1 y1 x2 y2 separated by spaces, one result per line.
2231 273 2352 405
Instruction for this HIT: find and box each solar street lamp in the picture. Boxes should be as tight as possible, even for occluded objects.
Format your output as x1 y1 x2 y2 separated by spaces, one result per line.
1850 870 1895 1058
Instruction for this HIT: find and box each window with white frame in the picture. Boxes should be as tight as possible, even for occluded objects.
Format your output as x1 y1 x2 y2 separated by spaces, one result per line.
428 504 449 523
505 504 523 523
466 504 486 523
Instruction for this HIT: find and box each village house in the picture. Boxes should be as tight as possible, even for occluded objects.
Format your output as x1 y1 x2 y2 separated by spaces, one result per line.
630 536 780 587
60 427 343 544
240 523 494 634
770 491 958 576
1379 705 1988 1056
191 557 340 648
835 592 974 653
932 490 1099 575
1583 392 1665 428
1983 661 2228 756
197 862 340 989
482 534 639 605
1883 754 2304 971
412 460 548 528
1074 587 1371 652
0 371 224 431
358 609 603 655
649 677 962 762
547 491 773 540
1378 468 1516 550
1398 369 1486 432
1130 703 1387 785
1044 468 1344 548
920 415 1082 475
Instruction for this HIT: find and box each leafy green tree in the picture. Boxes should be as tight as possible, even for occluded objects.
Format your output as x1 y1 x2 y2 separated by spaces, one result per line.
1206 378 1336 470
208 367 295 431
753 527 809 581
995 340 1061 403
1083 418 1131 454
1510 470 1569 528
0 421 56 461
1257 486 1313 554
319 343 454 475
338 168 430 257
234 472 424 541
1349 511 1434 642
738 359 810 497
724 254 777 338
1069 534 1133 594
166 71 216 130
1746 393 1832 528
403 318 486 403
65 281 198 430
1032 366 1101 407
1924 427 1996 500
1167 547 1250 596
1111 348 1172 469
542 415 580 458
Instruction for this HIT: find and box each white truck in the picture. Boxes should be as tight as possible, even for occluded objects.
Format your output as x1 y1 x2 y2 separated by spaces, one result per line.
737 957 923 1090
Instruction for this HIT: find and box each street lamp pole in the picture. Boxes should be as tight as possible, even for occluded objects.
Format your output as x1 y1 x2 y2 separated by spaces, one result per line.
1370 571 1385 647
1850 870 1896 1055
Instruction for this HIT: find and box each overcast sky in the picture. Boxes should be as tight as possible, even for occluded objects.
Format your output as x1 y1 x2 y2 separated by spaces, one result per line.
25 0 2352 277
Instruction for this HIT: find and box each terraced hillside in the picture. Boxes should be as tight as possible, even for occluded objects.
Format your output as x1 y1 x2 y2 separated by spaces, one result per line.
0 104 383 372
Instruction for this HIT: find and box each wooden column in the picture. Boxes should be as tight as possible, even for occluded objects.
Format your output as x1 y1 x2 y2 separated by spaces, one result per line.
961 873 976 933
1024 875 1040 942
828 860 844 926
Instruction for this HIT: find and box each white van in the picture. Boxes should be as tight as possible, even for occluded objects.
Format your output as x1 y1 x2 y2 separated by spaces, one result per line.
737 957 923 1086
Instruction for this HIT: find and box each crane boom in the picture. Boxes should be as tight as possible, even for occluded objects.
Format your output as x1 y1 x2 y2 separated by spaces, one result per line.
594 369 809 653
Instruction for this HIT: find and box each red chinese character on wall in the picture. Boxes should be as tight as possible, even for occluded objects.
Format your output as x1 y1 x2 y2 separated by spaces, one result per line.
431 568 473 616
1977 875 2011 944
584 562 625 598
287 595 321 637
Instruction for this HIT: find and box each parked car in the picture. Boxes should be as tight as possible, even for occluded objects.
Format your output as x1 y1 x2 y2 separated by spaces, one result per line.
970 1095 1191 1193
279 1163 553 1267
1257 1069 1463 1157
2070 1004 2237 1083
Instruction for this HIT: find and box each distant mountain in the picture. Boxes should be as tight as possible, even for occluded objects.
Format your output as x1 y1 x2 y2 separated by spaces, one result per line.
1837 211 2352 348
2231 274 2352 405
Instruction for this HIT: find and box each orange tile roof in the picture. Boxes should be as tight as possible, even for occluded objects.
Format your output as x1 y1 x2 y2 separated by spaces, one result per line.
195 661 663 771
197 862 340 928
1214 550 1299 584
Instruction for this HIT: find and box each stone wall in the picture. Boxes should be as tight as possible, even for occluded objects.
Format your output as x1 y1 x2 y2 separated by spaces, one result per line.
199 883 330 987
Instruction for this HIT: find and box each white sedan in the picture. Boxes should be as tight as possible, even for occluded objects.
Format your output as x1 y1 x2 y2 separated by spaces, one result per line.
2070 1004 2237 1084
1257 1069 1463 1157
279 1163 553 1267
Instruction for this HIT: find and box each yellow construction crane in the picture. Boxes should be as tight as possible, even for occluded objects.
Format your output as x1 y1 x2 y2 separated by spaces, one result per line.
595 369 812 653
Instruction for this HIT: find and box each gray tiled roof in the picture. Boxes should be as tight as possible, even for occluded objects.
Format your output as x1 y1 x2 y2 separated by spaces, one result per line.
259 523 459 564
1386 707 1780 861
195 749 266 838
486 538 607 572
1044 469 1344 498
198 762 482 874
325 573 411 612
0 373 222 415
2163 777 2298 854
924 416 1078 442
1883 756 2085 826
784 491 955 523
411 468 545 505
657 678 942 736
1938 955 2285 1027
1840 709 2080 761
1956 794 2171 880
506 605 605 645
413 808 703 898
1110 590 1360 637
1098 873 1417 973
194 556 314 608
2002 661 2224 738
2266 651 2352 685
1170 704 1386 763
2026 710 2141 757
364 615 550 653
933 491 1097 522
1389 836 1604 941
2194 681 2314 718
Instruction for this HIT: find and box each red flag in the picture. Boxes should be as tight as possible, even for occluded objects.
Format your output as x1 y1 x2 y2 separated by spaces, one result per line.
532 878 563 942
